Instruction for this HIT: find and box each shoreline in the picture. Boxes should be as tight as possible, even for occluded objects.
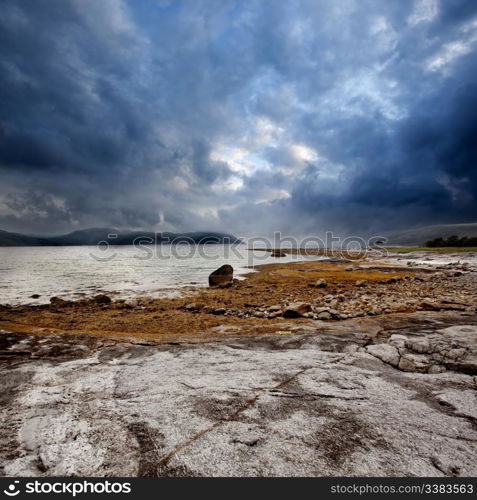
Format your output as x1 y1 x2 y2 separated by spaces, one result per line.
1 249 476 341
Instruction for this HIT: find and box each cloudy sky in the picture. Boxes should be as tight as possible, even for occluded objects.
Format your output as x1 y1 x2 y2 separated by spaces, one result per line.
0 0 476 238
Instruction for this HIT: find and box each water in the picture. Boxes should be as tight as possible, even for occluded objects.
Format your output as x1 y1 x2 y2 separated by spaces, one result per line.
0 244 320 305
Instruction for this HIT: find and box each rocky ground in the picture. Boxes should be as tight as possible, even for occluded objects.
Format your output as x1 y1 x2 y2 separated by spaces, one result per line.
0 250 476 476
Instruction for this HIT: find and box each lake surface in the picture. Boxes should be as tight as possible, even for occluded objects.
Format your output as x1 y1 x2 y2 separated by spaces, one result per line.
0 244 320 305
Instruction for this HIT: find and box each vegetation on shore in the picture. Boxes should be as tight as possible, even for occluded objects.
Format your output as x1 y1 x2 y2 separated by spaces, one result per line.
424 235 477 247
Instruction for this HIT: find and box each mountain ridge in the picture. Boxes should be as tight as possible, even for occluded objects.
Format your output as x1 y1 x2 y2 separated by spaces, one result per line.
0 228 241 246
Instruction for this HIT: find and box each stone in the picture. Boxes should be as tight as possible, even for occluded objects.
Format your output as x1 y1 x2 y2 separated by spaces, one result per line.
317 311 332 320
328 309 340 318
94 294 112 305
386 276 400 284
418 300 439 311
212 308 227 315
315 279 327 288
270 250 286 257
404 338 432 354
389 333 408 348
184 303 198 312
314 307 330 314
398 353 431 373
30 294 41 299
366 344 400 367
209 265 234 287
437 302 467 311
283 302 312 318
428 365 446 374
355 280 367 287
50 297 68 306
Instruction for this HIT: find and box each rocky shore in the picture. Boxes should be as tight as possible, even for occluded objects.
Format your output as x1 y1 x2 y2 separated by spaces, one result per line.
0 251 475 339
0 250 476 476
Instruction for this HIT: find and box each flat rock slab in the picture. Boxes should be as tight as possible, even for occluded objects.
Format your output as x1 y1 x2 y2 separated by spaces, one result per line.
0 312 476 477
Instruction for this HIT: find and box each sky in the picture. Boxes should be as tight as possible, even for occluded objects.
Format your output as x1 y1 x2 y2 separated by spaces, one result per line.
0 0 476 238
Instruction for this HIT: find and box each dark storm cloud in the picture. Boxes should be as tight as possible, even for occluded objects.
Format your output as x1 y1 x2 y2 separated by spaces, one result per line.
0 0 475 236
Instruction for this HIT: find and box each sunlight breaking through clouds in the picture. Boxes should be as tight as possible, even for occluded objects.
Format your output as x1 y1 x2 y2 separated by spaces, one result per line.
0 0 476 237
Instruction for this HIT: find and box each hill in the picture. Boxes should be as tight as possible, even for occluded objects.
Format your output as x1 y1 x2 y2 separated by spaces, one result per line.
385 223 477 246
0 228 240 246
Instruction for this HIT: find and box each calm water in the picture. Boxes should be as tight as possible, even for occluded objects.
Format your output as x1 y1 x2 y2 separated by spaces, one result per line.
0 244 320 305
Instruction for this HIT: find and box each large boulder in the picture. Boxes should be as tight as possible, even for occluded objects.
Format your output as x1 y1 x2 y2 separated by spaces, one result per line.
208 265 234 287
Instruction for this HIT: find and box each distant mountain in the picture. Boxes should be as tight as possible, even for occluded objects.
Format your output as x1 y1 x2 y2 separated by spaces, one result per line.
385 223 477 246
0 228 241 246
0 229 53 247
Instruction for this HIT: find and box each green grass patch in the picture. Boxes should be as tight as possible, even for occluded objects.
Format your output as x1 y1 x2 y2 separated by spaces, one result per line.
383 246 477 254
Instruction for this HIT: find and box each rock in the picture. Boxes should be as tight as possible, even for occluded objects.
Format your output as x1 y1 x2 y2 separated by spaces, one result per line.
94 294 112 305
437 302 467 311
428 365 446 374
317 311 332 320
314 307 330 314
418 300 439 311
124 298 145 309
345 266 354 271
386 276 400 284
387 335 407 348
397 352 437 373
283 302 312 318
30 294 41 299
366 344 400 367
315 279 328 288
209 265 234 287
50 297 68 306
184 303 198 312
404 338 432 354
355 280 367 287
3 313 477 477
328 309 340 318
366 324 477 375
268 304 282 312
212 308 227 315
270 250 286 257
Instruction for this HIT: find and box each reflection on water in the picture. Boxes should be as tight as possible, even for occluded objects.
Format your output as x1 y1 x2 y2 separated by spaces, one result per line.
0 244 321 305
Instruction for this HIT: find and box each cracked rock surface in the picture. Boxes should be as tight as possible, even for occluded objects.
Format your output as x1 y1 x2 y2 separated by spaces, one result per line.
365 325 477 374
0 311 476 477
